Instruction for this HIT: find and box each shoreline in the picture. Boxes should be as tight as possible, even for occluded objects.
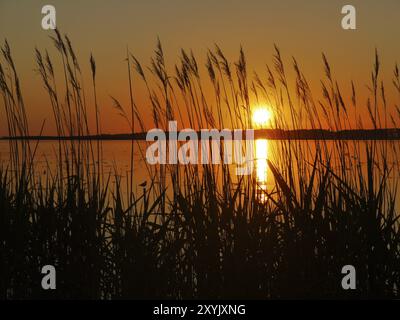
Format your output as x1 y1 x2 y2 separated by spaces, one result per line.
1 128 400 141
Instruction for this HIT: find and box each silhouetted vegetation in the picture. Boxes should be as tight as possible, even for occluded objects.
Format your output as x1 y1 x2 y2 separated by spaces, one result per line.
0 31 399 299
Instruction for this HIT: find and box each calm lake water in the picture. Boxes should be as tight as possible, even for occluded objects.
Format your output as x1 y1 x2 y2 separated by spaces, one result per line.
0 139 399 211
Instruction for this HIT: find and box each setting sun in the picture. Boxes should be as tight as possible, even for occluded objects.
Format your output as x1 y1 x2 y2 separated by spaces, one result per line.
252 107 272 127
1 0 399 301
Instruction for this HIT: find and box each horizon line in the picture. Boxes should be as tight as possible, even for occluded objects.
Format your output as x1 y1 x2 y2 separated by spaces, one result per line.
1 128 400 141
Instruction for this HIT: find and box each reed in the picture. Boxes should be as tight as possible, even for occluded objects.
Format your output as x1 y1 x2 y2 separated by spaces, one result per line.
0 32 399 299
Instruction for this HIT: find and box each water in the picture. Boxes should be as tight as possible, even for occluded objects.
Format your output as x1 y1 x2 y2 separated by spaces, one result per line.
0 139 399 211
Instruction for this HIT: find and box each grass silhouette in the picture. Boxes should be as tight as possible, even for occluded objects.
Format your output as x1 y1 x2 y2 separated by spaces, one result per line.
0 30 399 299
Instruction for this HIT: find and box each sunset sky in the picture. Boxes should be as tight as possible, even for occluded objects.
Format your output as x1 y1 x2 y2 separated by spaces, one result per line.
0 0 399 135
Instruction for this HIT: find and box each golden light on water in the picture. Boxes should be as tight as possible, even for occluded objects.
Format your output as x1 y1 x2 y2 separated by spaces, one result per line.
255 138 268 202
255 139 268 183
252 106 271 201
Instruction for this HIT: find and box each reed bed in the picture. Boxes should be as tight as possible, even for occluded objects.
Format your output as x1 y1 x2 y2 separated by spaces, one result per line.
0 31 399 299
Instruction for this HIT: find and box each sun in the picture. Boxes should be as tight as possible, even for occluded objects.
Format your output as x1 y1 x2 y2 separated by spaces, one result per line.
252 107 272 127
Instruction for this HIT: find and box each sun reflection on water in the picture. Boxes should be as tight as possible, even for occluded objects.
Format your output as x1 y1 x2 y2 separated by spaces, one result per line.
255 138 268 201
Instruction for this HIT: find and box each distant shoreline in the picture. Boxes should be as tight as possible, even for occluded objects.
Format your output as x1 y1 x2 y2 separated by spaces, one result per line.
1 128 400 141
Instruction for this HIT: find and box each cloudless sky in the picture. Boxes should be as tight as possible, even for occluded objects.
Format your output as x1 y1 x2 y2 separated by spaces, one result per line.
0 0 399 134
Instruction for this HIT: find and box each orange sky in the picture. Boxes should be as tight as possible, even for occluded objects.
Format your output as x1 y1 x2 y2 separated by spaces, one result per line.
0 0 399 135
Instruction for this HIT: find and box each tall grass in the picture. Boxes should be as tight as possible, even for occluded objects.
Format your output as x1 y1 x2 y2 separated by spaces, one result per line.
0 31 399 299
